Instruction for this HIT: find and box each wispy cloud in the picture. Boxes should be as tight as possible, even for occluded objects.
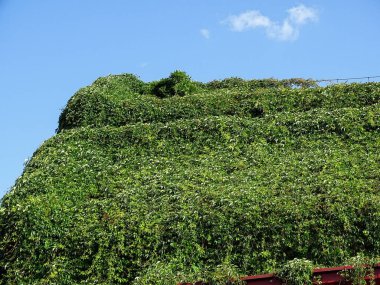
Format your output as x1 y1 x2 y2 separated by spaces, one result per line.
200 28 210 39
227 11 271 32
287 5 318 25
225 4 318 41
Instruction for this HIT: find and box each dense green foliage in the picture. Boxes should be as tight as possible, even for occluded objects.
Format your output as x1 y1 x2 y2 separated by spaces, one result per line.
276 259 314 285
1 72 379 284
150 70 198 98
57 75 378 132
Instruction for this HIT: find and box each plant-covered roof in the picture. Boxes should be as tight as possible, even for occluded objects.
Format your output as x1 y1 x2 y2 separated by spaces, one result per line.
1 71 379 284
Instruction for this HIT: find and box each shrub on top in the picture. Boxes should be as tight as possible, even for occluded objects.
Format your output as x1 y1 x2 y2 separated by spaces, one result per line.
151 70 198 98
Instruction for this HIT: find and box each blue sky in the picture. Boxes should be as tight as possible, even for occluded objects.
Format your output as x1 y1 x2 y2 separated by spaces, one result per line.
1 0 379 198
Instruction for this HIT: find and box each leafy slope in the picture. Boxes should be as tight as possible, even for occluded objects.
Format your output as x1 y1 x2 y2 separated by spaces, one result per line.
0 74 379 284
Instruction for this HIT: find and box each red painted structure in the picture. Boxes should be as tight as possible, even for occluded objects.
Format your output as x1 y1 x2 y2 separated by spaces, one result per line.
242 264 380 285
180 264 380 285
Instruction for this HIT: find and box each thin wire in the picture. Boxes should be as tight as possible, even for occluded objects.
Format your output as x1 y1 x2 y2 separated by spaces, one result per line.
316 75 380 83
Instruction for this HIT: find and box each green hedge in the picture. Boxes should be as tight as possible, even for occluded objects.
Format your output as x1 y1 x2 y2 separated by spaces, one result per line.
1 74 380 284
58 80 380 131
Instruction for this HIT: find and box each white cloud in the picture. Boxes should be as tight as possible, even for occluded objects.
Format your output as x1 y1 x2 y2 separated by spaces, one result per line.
224 4 318 41
267 20 298 41
288 5 318 25
227 11 271 32
200 29 210 39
